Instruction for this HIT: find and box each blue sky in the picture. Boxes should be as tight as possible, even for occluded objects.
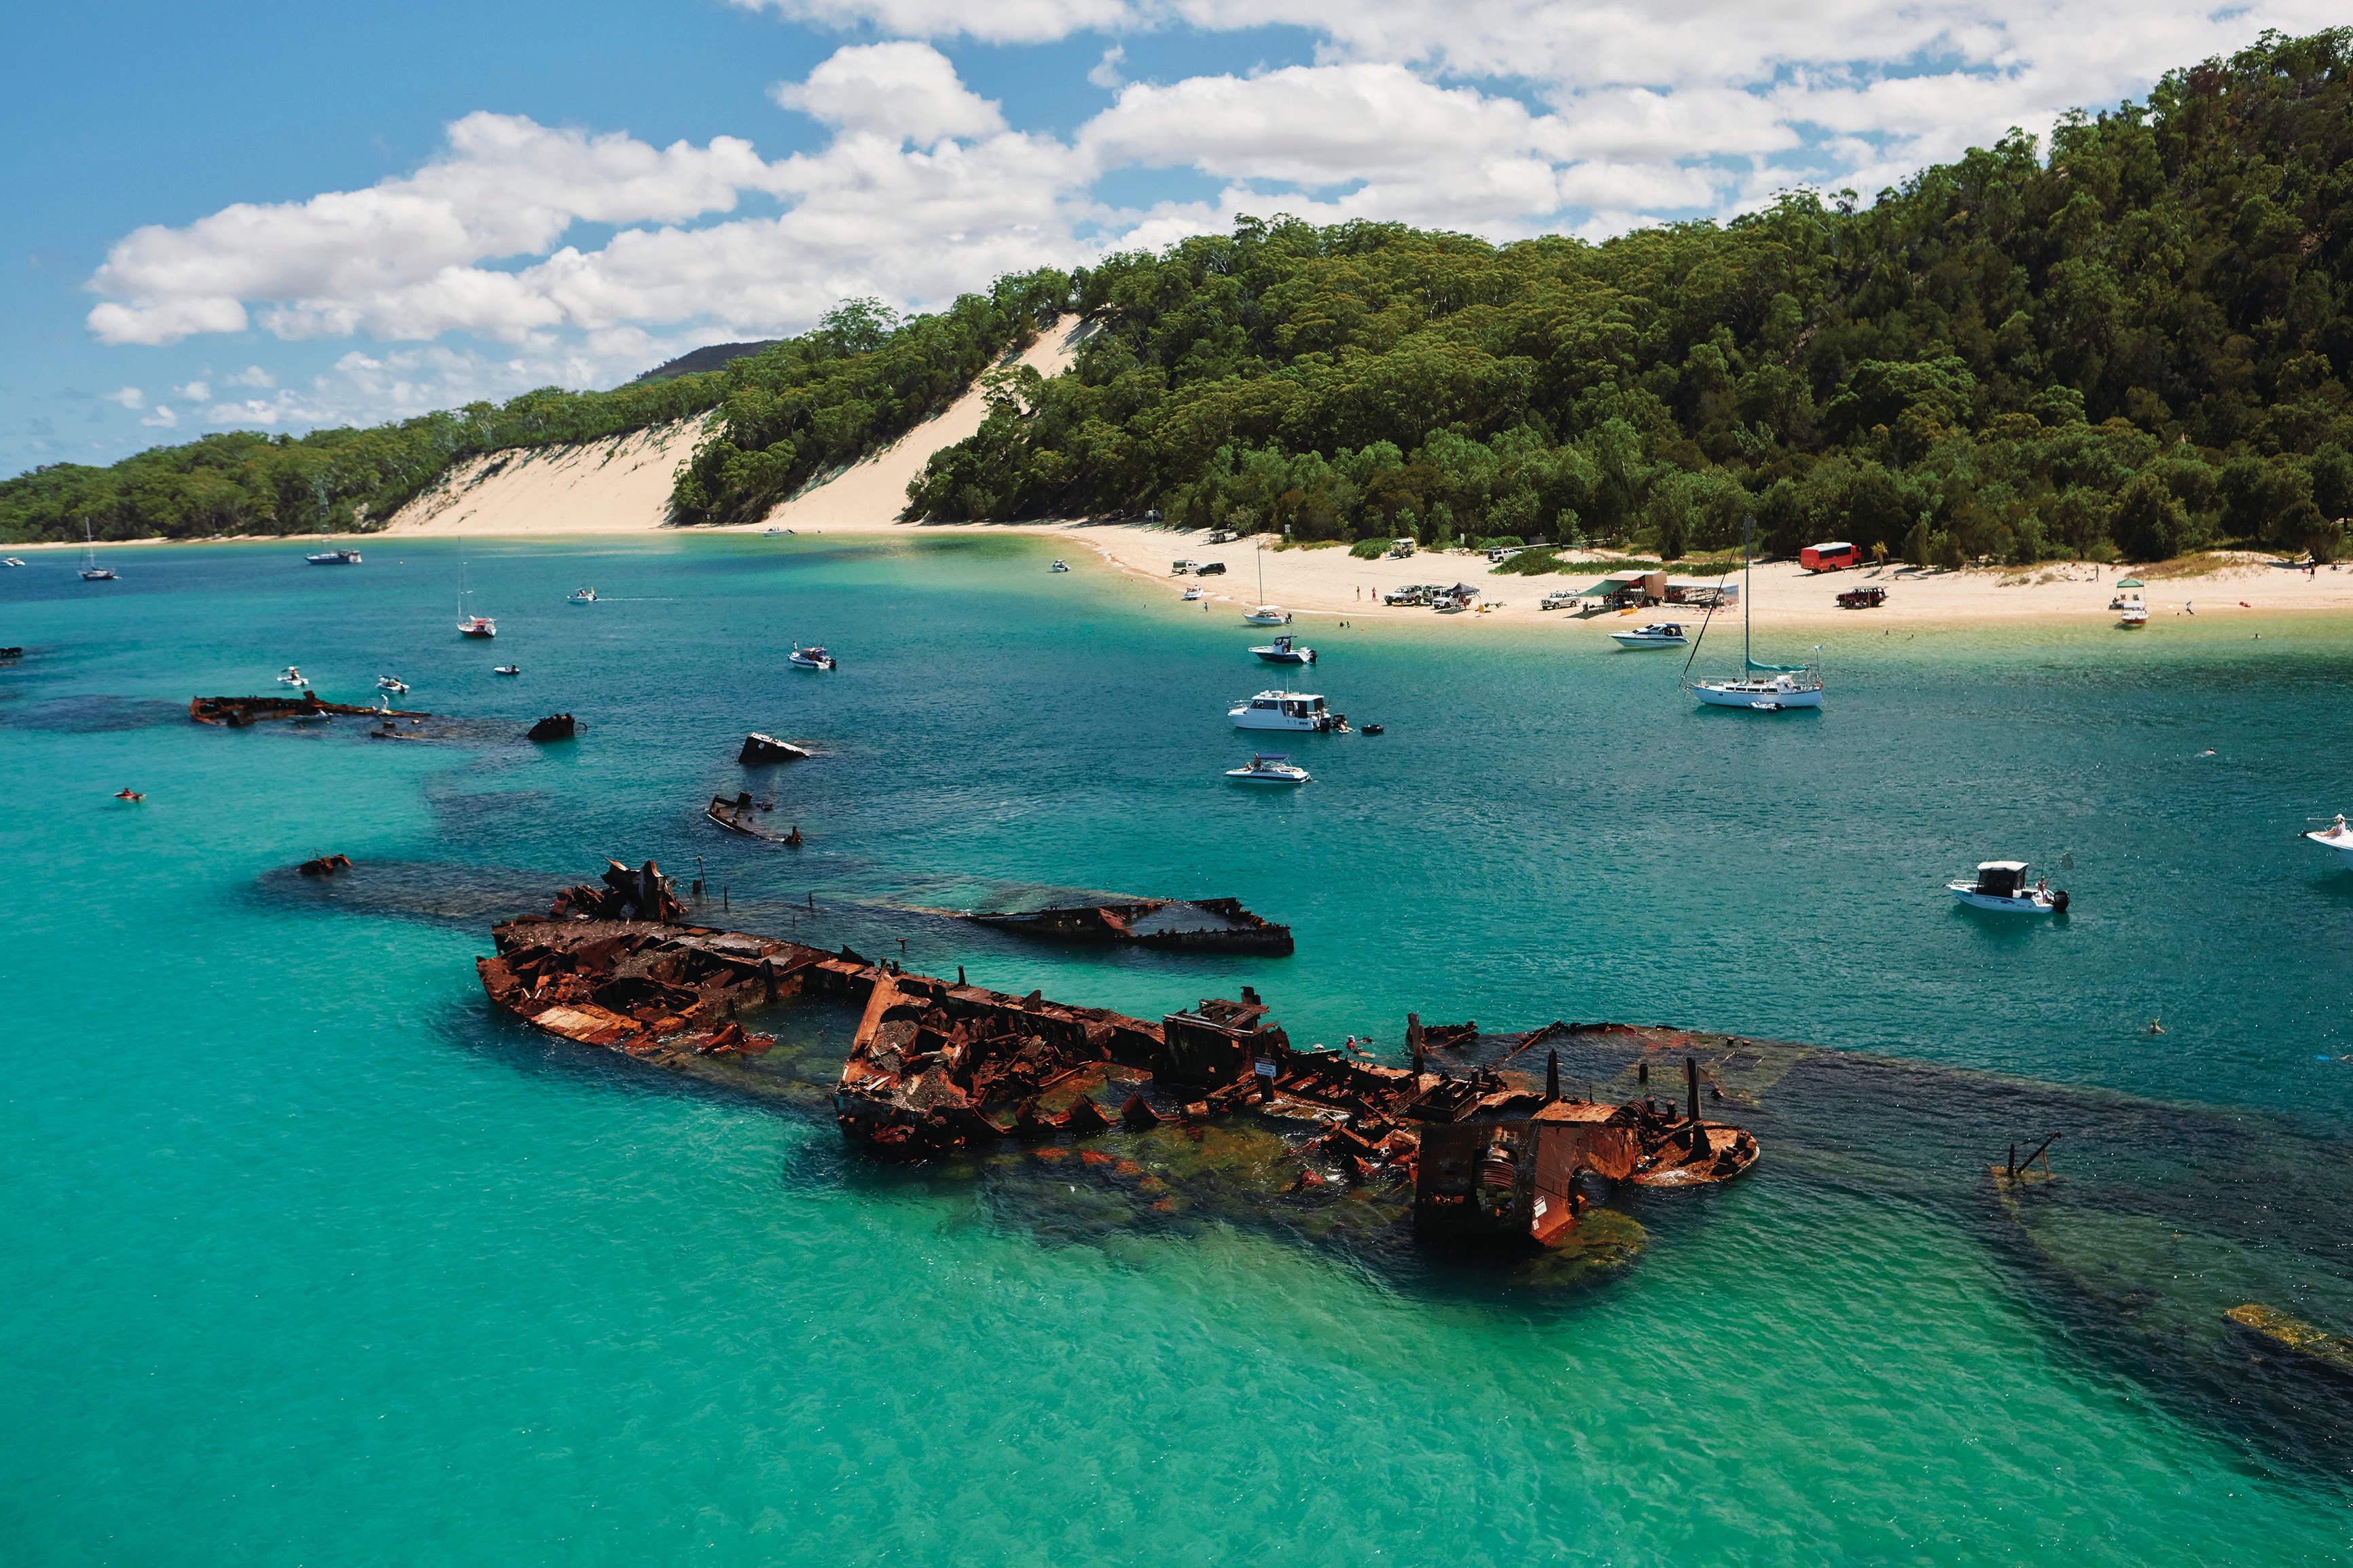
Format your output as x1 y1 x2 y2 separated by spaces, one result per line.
3 0 2328 478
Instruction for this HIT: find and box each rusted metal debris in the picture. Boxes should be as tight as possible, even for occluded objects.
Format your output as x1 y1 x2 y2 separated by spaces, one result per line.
192 693 428 726
527 714 576 741
473 860 1761 1254
298 853 353 877
967 897 1294 956
739 733 811 765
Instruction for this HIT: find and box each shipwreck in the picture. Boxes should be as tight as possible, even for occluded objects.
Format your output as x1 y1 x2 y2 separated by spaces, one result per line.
192 693 428 726
967 897 1294 956
474 858 1757 1258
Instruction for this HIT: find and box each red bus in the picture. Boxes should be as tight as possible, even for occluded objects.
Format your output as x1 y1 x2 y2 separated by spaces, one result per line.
1800 541 1862 572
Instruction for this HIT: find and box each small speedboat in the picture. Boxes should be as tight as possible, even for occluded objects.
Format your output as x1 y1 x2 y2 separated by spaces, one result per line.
2306 814 2353 869
1244 605 1291 625
1611 622 1689 649
113 788 144 802
492 664 520 676
1251 635 1316 665
1050 560 1070 572
458 615 496 638
1225 753 1310 785
788 645 838 671
1950 860 2068 913
567 587 597 604
305 549 362 565
376 675 409 695
1183 587 1205 601
2 558 24 567
276 666 309 688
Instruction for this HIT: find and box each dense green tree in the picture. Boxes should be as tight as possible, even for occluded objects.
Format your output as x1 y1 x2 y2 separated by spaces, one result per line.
20 30 2353 563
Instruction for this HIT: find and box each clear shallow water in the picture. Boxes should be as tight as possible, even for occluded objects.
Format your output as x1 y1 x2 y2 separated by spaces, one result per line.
4 536 2352 1564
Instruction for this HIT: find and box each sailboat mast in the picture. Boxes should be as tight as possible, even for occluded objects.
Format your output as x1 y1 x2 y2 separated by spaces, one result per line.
1743 513 1753 670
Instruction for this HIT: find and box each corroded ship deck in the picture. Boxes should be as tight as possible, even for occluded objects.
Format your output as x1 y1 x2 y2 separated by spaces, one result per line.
474 858 1757 1254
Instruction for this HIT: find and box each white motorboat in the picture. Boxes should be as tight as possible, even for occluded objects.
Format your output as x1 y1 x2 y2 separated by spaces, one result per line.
276 665 309 688
492 664 520 676
1250 635 1315 665
2 558 23 567
2306 815 2353 868
305 549 362 565
1611 622 1689 648
376 675 409 695
1183 586 1205 601
78 519 115 581
1050 560 1070 572
567 587 596 603
1225 753 1311 784
1950 860 2069 913
1231 690 1340 731
788 645 838 671
2111 578 2149 625
1687 517 1822 710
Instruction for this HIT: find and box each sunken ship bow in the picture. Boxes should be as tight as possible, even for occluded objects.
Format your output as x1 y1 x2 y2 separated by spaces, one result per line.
967 896 1293 955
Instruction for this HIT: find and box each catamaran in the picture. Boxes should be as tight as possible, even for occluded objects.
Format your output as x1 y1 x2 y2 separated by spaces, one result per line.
78 519 115 581
1684 516 1822 710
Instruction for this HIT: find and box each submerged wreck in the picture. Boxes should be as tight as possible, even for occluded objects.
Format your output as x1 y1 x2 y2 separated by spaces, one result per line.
191 693 428 726
967 897 1294 956
475 858 1756 1258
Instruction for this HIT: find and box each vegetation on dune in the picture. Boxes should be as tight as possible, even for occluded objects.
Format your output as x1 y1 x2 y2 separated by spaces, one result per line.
0 276 1066 543
905 29 2353 565
12 29 2353 564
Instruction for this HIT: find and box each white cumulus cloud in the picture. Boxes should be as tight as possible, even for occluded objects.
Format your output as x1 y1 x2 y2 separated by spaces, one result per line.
771 41 1008 142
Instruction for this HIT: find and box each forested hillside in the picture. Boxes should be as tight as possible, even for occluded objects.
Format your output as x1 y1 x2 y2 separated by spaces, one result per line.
11 29 2353 562
907 29 2353 565
0 280 1062 543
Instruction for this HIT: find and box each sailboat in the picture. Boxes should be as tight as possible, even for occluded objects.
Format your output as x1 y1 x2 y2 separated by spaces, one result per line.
1244 545 1290 625
456 547 496 638
1683 515 1822 710
78 519 116 581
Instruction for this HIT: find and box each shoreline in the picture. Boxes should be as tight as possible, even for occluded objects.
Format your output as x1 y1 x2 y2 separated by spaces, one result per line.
14 522 2353 632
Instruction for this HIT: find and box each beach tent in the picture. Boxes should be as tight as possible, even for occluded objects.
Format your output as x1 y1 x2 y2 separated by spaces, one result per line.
2114 577 2145 588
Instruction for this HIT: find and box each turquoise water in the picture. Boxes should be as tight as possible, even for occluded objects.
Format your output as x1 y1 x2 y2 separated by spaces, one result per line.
5 536 2352 1564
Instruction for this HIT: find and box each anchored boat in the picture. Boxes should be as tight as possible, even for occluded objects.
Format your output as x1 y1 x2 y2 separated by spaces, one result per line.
788 645 838 670
1231 690 1341 731
1685 515 1822 710
305 549 362 565
1250 635 1315 664
2306 814 2353 868
77 519 115 581
1225 753 1311 784
1950 860 2069 913
1610 622 1689 649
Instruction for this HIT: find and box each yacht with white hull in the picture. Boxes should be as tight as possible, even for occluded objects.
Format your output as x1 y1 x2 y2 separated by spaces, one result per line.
1685 516 1822 710
1230 691 1340 731
1949 860 2069 913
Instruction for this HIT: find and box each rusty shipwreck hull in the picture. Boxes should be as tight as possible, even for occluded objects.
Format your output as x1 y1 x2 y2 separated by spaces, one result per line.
967 896 1294 956
191 693 428 726
475 859 1760 1255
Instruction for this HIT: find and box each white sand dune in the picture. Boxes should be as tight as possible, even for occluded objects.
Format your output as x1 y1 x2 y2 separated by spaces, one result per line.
382 418 706 536
379 320 1092 539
